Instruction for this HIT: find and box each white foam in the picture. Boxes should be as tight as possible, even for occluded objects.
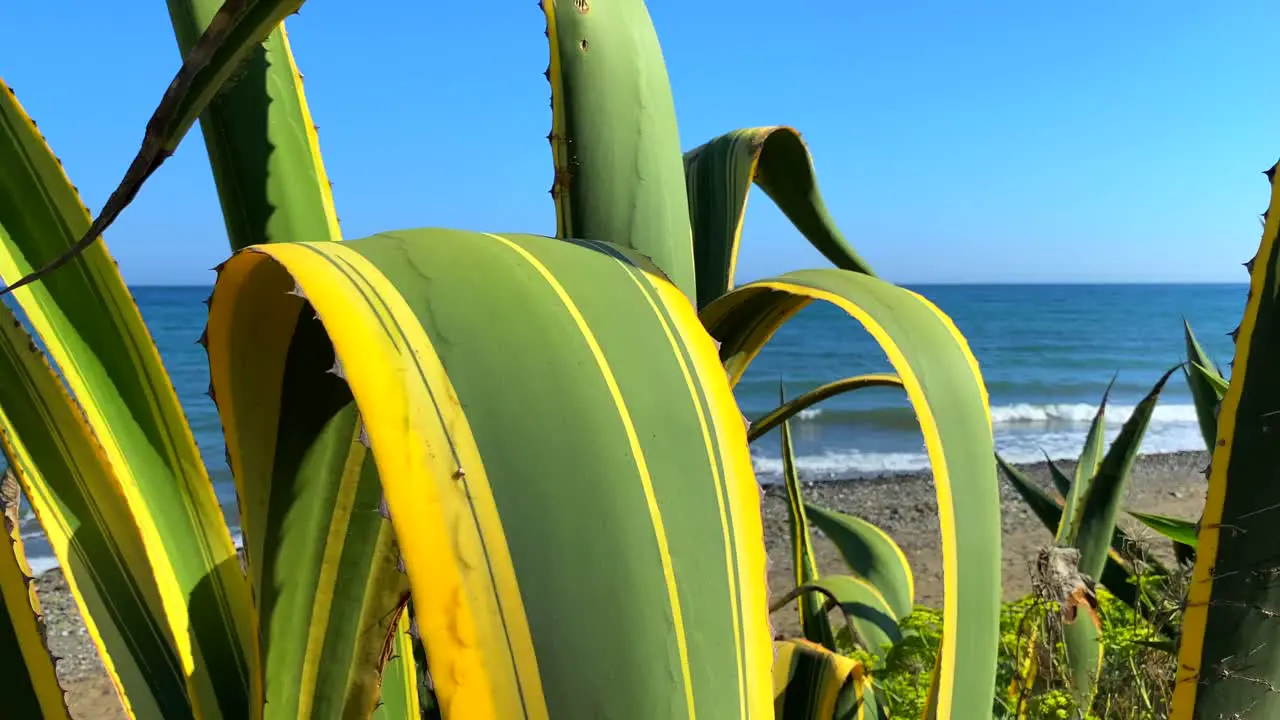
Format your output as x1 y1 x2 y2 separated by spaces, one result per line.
752 416 1207 480
26 556 59 577
796 408 823 420
753 449 929 477
989 402 1199 425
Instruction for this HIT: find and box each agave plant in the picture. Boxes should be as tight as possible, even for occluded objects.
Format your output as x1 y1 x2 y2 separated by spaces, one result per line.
1115 321 1230 567
0 1 1001 718
767 417 882 717
1074 321 1229 583
997 369 1174 710
1171 161 1280 719
763 393 916 718
1183 319 1231 457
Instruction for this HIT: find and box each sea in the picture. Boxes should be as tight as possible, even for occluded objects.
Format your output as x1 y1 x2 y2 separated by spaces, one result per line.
9 283 1249 572
737 283 1244 481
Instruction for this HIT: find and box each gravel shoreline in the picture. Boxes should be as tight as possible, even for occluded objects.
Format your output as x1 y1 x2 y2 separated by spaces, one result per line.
42 450 1210 718
763 449 1209 636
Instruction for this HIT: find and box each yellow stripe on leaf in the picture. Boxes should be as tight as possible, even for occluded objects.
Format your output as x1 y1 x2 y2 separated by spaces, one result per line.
683 127 874 308
484 232 697 717
1170 163 1280 718
295 422 368 718
0 473 71 720
0 75 254 717
566 236 773 718
212 228 778 719
594 252 749 715
702 269 999 719
638 257 775 720
208 243 547 719
0 301 197 718
771 639 860 720
373 607 421 720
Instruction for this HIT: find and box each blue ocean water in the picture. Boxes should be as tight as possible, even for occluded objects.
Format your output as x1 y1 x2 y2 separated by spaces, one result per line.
133 283 1245 483
737 283 1245 481
11 283 1249 571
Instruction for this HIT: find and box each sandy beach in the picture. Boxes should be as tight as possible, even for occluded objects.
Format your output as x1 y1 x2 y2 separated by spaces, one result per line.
47 450 1210 718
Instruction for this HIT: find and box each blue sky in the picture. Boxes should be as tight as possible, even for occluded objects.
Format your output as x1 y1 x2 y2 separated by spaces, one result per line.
1 2 1276 285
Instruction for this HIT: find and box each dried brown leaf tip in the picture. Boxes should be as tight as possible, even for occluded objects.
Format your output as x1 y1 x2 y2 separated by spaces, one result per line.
1064 587 1101 631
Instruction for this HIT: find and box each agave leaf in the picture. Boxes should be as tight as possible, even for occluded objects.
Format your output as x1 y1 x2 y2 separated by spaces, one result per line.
701 269 998 719
1060 367 1176 709
771 639 856 720
682 127 875 308
1075 367 1177 580
209 232 776 718
544 0 695 299
372 604 419 720
207 273 409 717
856 683 885 720
1128 509 1198 550
996 455 1144 611
0 79 254 716
167 4 407 711
0 303 195 718
747 374 903 443
780 413 835 650
164 3 340 250
1061 593 1104 711
1059 378 1114 545
1183 320 1225 452
803 502 914 621
0 470 71 720
1134 638 1177 654
1000 456 1106 711
1173 165 1280 718
1191 361 1230 399
1183 318 1223 377
1043 451 1072 499
771 639 882 720
0 0 308 295
998 454 1070 537
410 615 441 720
770 576 901 659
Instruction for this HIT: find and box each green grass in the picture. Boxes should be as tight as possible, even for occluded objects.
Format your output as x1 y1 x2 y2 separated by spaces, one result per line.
835 586 1176 719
